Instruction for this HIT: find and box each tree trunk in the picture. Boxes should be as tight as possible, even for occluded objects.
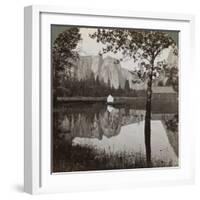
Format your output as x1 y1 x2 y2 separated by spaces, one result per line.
144 62 154 167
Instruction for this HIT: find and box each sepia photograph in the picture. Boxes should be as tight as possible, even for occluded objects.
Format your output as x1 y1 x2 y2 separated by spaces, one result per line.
51 25 179 173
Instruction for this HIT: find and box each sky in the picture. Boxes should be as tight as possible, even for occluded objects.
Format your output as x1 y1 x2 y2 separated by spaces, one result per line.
51 26 178 70
77 28 139 70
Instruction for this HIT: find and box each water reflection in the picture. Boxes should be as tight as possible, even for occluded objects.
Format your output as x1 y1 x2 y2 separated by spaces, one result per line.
53 103 178 172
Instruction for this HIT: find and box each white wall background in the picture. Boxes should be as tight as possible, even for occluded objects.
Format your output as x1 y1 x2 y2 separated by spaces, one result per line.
0 0 199 199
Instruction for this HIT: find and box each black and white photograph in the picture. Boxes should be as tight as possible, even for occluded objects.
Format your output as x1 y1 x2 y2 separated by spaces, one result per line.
52 25 179 173
0 0 198 197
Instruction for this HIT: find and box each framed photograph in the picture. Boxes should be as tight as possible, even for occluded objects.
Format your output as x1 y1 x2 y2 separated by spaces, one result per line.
24 5 195 194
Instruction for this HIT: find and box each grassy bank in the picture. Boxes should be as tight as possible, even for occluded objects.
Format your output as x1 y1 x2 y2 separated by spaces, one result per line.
53 143 176 173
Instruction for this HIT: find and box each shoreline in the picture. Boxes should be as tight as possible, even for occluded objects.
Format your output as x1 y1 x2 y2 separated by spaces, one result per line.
56 96 146 102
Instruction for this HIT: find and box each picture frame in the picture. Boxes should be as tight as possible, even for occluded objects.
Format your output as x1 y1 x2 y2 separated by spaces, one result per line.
24 5 195 194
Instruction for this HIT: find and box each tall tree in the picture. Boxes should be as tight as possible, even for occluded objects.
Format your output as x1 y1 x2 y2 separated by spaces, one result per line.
124 80 130 94
90 29 177 166
52 28 81 89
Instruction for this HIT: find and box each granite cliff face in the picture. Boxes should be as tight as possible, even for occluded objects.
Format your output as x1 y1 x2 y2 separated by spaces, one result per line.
98 56 125 89
74 55 145 90
75 55 103 81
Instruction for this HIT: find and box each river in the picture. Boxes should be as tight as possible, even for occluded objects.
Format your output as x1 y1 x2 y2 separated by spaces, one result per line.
52 102 178 172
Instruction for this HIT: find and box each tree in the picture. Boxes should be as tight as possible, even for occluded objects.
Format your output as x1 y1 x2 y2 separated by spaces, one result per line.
90 29 177 166
124 80 130 94
166 67 179 92
53 28 81 90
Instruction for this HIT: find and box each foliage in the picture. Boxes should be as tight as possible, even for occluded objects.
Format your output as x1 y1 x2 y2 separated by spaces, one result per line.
124 79 130 92
52 28 81 87
60 73 144 97
165 67 179 92
164 114 178 132
90 29 176 82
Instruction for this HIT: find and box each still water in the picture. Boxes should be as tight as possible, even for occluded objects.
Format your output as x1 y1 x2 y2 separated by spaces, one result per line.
53 103 178 172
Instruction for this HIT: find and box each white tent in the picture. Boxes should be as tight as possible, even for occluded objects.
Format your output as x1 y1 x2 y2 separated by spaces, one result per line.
107 94 114 103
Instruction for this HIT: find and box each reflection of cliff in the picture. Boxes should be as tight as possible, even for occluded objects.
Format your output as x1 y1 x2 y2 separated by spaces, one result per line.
99 108 122 138
59 107 145 141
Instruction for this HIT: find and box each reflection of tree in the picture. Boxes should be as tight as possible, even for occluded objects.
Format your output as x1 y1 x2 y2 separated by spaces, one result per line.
163 114 179 156
145 130 151 167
